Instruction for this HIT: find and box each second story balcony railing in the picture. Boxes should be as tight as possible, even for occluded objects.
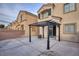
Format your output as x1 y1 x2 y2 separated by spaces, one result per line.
38 16 62 24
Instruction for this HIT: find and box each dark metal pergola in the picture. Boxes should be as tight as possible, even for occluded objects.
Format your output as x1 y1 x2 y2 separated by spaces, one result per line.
28 20 61 50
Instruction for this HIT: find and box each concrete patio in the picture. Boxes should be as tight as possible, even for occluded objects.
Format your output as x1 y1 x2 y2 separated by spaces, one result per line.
0 37 79 56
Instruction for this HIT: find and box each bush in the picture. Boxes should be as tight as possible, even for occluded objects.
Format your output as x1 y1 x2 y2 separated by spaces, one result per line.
0 24 5 28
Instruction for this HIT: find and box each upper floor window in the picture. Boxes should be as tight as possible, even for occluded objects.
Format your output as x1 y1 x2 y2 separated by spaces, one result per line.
64 3 76 13
42 9 51 18
20 14 22 22
38 14 40 19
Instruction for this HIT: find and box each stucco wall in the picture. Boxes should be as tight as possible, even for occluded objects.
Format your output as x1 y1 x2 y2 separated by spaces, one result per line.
53 3 79 42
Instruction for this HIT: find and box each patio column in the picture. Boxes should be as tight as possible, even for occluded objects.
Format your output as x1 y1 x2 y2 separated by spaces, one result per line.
42 26 44 38
58 25 60 41
29 25 31 42
47 23 50 50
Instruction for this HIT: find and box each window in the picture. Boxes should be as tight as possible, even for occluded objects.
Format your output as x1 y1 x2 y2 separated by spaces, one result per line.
21 25 24 30
20 15 22 22
42 9 51 18
64 3 76 13
48 9 51 15
43 11 49 18
64 24 76 33
38 14 40 19
32 27 36 31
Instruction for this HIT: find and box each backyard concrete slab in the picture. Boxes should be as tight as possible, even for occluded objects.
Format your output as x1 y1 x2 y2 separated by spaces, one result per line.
50 41 79 56
0 37 79 56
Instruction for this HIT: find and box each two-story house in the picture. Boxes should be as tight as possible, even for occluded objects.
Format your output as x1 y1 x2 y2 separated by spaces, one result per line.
8 10 38 36
37 3 79 42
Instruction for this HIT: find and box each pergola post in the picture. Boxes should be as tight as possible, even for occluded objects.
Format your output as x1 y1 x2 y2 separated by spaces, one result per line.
47 22 50 50
58 25 60 41
29 25 31 42
42 26 44 38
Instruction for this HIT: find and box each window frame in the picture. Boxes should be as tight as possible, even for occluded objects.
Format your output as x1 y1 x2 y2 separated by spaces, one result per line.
21 25 24 30
64 3 76 13
38 14 40 19
63 23 77 34
42 8 51 19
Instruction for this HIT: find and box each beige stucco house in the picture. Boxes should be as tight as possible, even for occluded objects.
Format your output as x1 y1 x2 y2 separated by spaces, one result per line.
8 10 38 36
37 3 79 42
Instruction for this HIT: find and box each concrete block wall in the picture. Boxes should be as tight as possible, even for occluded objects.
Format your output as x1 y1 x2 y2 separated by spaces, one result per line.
0 29 25 40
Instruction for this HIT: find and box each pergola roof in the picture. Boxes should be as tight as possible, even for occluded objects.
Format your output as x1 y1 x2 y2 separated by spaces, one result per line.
29 20 60 27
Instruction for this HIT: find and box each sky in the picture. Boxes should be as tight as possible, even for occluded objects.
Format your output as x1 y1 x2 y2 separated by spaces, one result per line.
0 3 43 26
